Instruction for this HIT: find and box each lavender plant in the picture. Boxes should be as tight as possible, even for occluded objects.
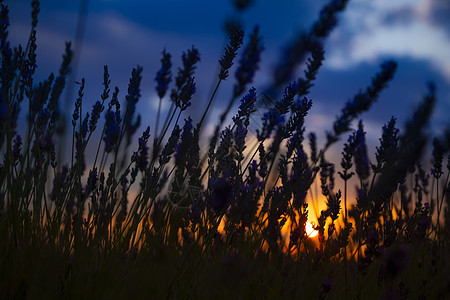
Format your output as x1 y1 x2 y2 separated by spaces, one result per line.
0 0 449 299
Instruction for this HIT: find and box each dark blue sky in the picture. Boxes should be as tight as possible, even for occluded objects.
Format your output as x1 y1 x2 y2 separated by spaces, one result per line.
6 0 450 153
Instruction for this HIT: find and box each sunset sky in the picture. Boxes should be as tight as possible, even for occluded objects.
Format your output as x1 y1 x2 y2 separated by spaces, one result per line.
7 0 450 151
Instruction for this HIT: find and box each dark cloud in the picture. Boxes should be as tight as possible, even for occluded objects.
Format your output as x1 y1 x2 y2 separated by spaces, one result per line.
428 0 450 34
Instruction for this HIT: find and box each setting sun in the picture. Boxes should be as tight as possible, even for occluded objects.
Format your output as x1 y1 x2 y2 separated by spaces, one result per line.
306 222 318 238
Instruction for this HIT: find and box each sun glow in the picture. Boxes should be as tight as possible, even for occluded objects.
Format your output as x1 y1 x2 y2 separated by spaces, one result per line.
306 222 318 238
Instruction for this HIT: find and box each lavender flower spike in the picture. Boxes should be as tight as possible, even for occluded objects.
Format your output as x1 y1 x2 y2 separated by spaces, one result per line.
234 26 264 97
155 49 172 99
219 29 244 80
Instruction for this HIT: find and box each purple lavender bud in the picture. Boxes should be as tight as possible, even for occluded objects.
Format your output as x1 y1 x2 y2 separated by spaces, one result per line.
155 49 172 99
49 165 69 203
431 137 444 179
373 116 399 173
279 81 298 115
39 132 55 156
174 118 194 167
101 65 111 101
291 149 313 209
231 0 254 11
209 177 232 211
132 126 150 171
176 77 196 111
297 43 324 96
234 26 263 97
320 161 330 197
256 109 285 141
72 78 84 127
124 66 143 146
258 143 268 178
357 187 369 210
87 167 98 191
286 96 313 156
272 1 348 90
31 0 40 28
12 134 22 164
308 132 318 163
219 29 244 80
160 125 181 165
103 110 120 153
236 87 257 124
353 120 370 181
47 42 72 112
326 190 341 220
174 47 200 93
89 100 103 132
81 113 89 138
330 61 397 141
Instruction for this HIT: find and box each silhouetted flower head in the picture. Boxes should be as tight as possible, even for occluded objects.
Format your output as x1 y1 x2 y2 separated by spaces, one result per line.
431 137 444 179
286 96 313 156
124 67 142 137
234 26 263 97
219 29 244 80
209 177 232 211
234 87 256 126
72 78 84 127
271 0 348 91
31 0 39 27
103 110 120 153
160 125 181 165
12 134 22 164
372 116 399 173
308 132 318 163
89 101 103 132
101 65 111 101
353 120 370 181
320 159 332 197
291 149 313 208
297 43 324 97
49 165 69 203
357 187 369 210
326 190 341 220
174 46 200 94
155 49 172 99
176 77 196 111
256 91 289 141
47 42 72 112
313 0 349 38
132 126 150 171
87 167 98 192
330 61 397 141
231 0 254 11
338 132 356 181
175 117 194 164
258 143 268 178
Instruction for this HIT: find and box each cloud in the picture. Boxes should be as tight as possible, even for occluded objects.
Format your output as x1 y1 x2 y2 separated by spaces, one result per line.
421 0 450 31
326 0 450 83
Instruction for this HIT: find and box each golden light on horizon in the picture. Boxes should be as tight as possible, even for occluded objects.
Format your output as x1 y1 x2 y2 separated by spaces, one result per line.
306 221 318 238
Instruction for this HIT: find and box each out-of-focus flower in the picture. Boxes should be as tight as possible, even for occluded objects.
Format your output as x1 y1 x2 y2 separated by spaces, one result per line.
234 26 263 97
155 49 172 99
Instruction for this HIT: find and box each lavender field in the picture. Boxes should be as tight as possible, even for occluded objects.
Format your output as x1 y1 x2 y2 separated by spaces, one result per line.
1 0 449 299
